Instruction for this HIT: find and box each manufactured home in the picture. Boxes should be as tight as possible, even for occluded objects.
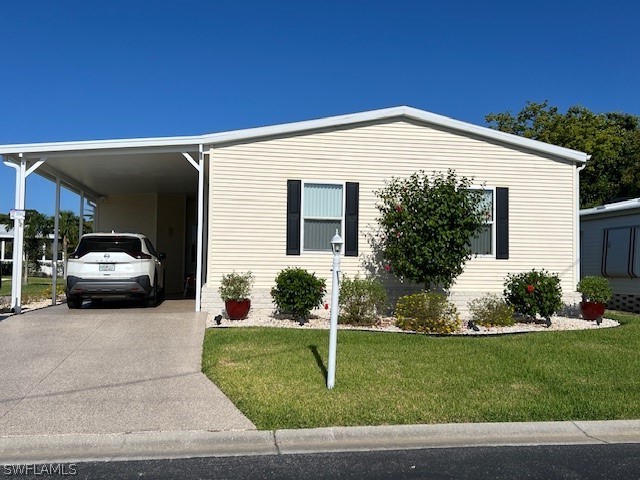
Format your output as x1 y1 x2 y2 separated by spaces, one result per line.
0 106 589 315
580 198 640 313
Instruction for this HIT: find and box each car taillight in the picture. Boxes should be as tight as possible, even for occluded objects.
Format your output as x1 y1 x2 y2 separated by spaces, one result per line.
131 252 152 259
68 251 87 259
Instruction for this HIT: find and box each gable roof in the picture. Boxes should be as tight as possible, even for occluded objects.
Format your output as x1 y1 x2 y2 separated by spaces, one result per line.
0 106 589 163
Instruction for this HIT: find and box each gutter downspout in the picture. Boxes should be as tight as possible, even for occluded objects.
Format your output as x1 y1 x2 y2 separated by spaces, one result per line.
575 160 589 287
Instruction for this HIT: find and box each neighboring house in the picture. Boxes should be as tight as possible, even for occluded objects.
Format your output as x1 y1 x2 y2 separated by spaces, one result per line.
0 224 61 276
0 224 13 275
0 106 589 315
580 198 640 313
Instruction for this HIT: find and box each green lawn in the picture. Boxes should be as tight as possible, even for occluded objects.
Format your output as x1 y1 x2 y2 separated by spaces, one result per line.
202 311 640 430
0 277 60 297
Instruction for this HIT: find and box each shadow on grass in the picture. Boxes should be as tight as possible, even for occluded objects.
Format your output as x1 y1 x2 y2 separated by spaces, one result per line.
308 345 327 381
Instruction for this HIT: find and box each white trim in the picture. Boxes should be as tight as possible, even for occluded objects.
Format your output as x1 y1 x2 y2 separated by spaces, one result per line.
0 106 589 164
468 185 496 258
182 152 201 172
52 177 61 306
195 145 205 312
580 197 640 218
575 164 586 283
300 180 346 254
25 158 46 177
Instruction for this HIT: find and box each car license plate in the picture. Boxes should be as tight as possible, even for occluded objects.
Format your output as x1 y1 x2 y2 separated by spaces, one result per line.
99 264 115 271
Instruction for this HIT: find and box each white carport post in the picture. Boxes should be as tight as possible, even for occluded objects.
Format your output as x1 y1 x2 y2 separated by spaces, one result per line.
51 177 61 306
3 155 46 313
79 191 84 236
182 146 205 312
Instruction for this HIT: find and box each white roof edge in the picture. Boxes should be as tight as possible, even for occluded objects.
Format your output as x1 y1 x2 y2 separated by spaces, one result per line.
201 106 589 163
580 198 640 217
0 106 589 163
0 134 205 155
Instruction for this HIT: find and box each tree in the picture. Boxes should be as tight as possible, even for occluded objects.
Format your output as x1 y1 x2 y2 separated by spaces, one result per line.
375 170 486 290
0 210 81 281
486 101 640 208
58 210 80 263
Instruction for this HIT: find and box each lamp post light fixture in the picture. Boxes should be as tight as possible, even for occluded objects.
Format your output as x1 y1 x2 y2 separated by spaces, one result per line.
327 230 343 389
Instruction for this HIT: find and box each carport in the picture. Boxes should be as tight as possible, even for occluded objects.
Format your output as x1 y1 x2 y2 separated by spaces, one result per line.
0 136 209 313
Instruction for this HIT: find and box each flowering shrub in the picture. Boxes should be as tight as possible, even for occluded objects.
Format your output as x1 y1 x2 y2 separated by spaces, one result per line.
271 268 326 321
338 275 387 326
503 269 562 321
375 170 486 289
468 293 515 327
395 291 460 334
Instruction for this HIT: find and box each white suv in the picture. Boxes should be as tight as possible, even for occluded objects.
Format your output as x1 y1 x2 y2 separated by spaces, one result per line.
65 233 165 308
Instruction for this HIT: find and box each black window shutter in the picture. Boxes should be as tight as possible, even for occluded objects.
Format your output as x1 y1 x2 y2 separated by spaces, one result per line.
286 180 301 255
345 182 359 257
496 187 509 260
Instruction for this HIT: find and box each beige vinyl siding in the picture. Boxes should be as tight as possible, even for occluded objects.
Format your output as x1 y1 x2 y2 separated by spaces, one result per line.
206 119 578 310
581 210 640 295
96 194 158 246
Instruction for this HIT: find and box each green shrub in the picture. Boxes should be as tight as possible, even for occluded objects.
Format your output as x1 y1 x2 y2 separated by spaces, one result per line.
271 268 326 320
219 271 254 301
577 276 612 304
395 291 460 334
503 269 562 321
468 293 515 327
338 275 387 326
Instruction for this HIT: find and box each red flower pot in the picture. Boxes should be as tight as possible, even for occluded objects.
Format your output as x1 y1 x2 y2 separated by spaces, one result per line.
225 299 251 320
580 301 605 321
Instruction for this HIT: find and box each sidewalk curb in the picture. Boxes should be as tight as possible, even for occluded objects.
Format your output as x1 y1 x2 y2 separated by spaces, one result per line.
1 420 639 465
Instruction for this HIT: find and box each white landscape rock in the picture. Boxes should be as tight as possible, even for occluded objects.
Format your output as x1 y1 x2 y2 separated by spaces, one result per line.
206 312 619 335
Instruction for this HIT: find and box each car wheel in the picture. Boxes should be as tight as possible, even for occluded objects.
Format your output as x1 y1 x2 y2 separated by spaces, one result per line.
67 296 83 309
146 274 158 308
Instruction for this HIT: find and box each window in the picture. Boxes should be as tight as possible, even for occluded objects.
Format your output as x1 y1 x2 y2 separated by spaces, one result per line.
602 226 640 278
470 188 495 256
287 179 359 256
302 182 344 252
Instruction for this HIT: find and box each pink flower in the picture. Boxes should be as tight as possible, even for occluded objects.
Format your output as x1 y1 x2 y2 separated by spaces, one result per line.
384 264 392 272
395 204 403 212
324 303 329 310
396 231 402 238
526 285 535 293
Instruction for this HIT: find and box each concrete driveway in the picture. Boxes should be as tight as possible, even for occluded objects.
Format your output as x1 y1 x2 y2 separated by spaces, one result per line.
0 299 255 436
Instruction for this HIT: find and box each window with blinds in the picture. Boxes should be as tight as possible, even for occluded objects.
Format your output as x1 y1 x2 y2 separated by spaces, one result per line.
302 183 343 251
470 188 494 256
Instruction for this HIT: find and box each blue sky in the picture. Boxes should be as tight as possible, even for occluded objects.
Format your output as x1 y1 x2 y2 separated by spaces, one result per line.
1 0 639 215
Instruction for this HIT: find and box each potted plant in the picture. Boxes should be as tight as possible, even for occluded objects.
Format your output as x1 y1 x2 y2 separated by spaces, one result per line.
219 271 254 320
576 276 612 324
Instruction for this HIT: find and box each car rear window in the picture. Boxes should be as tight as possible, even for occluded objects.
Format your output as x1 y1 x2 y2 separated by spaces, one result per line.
76 236 143 256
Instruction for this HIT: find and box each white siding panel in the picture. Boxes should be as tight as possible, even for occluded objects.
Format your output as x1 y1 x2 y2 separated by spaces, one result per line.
96 194 158 246
206 120 578 310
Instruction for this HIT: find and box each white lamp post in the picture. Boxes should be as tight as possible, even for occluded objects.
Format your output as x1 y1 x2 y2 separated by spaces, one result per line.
327 230 343 389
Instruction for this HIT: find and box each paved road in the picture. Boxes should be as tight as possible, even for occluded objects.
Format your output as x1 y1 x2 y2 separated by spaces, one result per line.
23 444 640 480
0 299 254 435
